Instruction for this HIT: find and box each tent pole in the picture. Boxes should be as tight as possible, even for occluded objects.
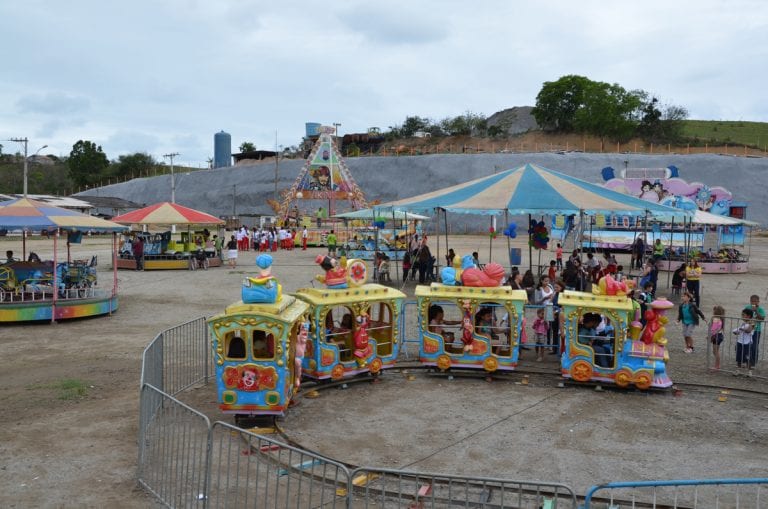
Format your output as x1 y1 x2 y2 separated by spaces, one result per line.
51 229 58 323
505 210 511 273
435 207 440 282
392 208 399 283
666 217 674 291
488 216 493 263
528 214 533 274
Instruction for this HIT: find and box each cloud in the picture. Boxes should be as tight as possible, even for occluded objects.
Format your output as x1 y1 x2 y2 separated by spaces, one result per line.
337 4 448 45
16 92 90 115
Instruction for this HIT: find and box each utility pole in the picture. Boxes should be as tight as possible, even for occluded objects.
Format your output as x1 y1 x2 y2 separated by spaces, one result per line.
163 152 180 203
9 137 28 196
274 130 279 202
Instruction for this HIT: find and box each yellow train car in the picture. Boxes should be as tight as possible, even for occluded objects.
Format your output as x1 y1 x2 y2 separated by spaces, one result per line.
292 284 406 380
415 284 528 373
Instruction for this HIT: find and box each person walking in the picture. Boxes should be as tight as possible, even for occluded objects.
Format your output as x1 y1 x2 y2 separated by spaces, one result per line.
302 226 308 250
226 235 238 269
685 260 702 307
132 235 144 271
677 291 706 353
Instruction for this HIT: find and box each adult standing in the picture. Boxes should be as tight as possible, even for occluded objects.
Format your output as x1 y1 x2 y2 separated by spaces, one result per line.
301 226 308 250
326 229 337 257
652 238 665 262
132 235 144 271
685 260 702 307
633 236 645 270
417 241 433 284
226 235 238 269
316 207 324 228
213 234 223 261
744 295 766 369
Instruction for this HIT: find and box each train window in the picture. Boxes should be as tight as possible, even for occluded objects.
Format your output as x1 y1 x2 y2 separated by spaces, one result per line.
324 305 354 361
225 331 246 360
369 302 394 356
427 302 464 354
576 312 615 369
251 329 275 360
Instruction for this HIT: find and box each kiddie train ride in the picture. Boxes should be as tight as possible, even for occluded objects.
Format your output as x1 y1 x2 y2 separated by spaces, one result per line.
208 253 675 421
207 253 406 418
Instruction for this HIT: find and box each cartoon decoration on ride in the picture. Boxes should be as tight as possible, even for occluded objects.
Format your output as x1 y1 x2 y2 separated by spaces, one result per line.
353 312 373 367
223 364 278 392
242 254 282 303
439 255 505 287
528 219 549 250
460 299 474 352
294 321 309 389
592 274 634 297
503 223 518 239
314 255 368 289
641 298 673 347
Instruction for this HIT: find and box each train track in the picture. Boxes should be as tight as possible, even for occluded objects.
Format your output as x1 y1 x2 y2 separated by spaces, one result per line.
233 363 766 508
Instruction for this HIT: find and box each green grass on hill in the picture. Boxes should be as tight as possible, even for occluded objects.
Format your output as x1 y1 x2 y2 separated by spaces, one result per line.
682 120 768 149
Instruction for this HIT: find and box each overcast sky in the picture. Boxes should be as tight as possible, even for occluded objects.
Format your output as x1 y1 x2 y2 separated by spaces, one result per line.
1 0 766 167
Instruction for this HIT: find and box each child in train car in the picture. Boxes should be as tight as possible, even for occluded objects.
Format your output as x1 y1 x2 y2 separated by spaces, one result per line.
709 305 725 371
428 304 459 341
252 330 274 358
578 312 611 368
531 307 549 362
733 308 755 376
475 306 499 341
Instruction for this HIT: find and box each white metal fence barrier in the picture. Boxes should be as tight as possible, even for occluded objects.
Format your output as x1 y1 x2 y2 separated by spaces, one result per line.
706 315 765 378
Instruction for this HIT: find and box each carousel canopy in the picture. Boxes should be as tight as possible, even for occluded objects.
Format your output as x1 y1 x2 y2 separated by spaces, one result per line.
654 209 758 226
333 208 430 221
0 197 129 232
377 163 690 217
111 202 224 226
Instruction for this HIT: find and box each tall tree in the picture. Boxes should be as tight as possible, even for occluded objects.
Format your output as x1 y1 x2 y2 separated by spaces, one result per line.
239 142 256 152
532 75 592 131
67 140 109 187
112 152 157 179
637 96 688 144
573 82 641 148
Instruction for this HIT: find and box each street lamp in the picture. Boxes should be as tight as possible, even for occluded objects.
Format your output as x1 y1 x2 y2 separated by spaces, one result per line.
163 152 180 203
333 122 341 137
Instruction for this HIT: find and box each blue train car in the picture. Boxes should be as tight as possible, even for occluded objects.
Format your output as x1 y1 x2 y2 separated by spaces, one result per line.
208 295 309 416
415 284 528 373
559 290 673 389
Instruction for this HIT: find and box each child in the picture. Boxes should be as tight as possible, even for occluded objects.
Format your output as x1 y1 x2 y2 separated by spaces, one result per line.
744 295 765 370
677 291 706 353
555 243 563 269
733 308 755 376
548 260 557 281
709 305 725 370
638 282 655 325
532 307 549 362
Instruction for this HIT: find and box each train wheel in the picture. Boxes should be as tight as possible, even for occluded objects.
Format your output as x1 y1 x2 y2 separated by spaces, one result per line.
436 354 451 372
615 369 632 388
483 356 498 373
330 364 345 380
570 360 593 382
634 371 652 390
369 358 383 375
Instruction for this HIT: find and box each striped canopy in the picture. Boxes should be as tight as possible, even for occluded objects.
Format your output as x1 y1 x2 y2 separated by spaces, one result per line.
380 163 689 217
112 202 224 226
0 197 129 232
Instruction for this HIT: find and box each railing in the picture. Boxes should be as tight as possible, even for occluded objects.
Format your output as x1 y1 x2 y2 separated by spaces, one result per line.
583 479 768 508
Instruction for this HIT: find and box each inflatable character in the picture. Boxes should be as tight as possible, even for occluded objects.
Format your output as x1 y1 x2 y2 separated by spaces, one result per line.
242 254 282 303
592 274 633 297
461 262 505 287
640 298 673 346
461 300 474 352
294 321 309 389
314 254 348 289
440 255 466 286
353 312 373 367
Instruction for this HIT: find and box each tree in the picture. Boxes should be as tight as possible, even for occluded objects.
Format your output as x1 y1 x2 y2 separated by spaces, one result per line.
111 152 157 179
572 81 641 148
637 95 688 144
239 141 256 152
67 140 109 188
400 116 431 137
532 75 593 132
440 112 487 136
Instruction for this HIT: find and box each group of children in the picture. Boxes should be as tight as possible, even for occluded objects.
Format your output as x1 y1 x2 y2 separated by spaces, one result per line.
707 295 764 376
235 225 300 252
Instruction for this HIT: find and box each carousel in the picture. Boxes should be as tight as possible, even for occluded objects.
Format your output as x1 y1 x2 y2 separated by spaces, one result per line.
111 202 225 270
0 197 128 323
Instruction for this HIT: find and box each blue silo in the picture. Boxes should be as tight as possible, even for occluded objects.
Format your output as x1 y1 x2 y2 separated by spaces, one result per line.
305 122 321 137
214 130 232 168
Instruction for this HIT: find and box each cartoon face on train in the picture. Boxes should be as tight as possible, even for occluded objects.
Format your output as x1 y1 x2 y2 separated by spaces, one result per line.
415 285 528 373
293 284 406 381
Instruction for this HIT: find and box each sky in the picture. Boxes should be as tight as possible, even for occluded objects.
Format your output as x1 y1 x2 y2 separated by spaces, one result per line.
1 0 767 167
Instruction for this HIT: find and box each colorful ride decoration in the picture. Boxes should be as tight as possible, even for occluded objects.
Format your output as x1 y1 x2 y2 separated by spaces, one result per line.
559 290 672 389
592 274 634 297
440 254 505 288
528 219 549 250
416 283 527 373
293 284 406 380
314 255 367 289
208 294 310 417
242 254 282 303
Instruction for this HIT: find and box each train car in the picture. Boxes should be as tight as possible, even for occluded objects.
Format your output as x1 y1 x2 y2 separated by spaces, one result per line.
293 283 406 380
208 292 310 417
559 285 673 389
415 283 528 373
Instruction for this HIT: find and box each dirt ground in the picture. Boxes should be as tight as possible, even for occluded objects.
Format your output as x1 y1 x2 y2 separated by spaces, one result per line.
0 234 766 508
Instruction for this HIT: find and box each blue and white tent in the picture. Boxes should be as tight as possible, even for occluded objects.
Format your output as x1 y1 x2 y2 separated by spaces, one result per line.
378 163 689 217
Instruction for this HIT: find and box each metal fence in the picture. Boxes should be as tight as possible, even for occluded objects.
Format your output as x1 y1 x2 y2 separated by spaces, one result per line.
582 478 768 508
706 315 765 378
138 315 766 508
